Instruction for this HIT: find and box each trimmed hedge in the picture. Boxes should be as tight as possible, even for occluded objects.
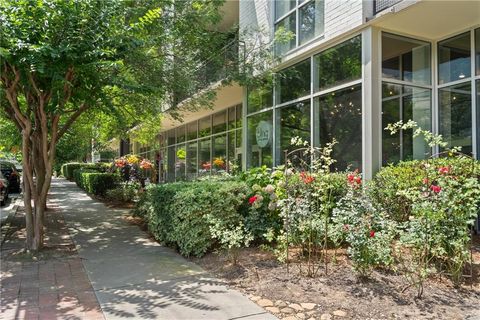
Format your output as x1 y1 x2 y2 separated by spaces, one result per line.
61 162 107 180
73 168 119 196
135 180 249 257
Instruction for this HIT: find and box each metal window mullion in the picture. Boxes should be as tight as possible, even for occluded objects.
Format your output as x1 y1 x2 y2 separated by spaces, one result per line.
380 77 431 90
432 39 440 156
312 79 363 98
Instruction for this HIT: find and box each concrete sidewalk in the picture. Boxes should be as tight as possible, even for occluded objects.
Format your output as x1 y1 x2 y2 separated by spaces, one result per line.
50 178 276 320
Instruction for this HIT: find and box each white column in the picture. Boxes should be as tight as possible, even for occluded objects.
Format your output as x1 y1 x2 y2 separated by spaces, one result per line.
361 26 382 180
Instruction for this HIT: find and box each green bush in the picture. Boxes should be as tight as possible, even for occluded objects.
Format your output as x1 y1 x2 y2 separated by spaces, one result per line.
105 182 140 202
135 180 250 257
73 168 119 196
61 162 108 180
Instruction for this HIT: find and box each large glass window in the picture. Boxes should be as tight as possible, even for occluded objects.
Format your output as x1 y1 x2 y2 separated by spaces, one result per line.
247 79 274 114
176 125 186 143
315 85 362 171
439 82 472 154
187 121 197 141
198 138 211 175
277 59 311 104
186 141 197 179
314 36 362 92
247 111 273 168
299 0 324 45
277 101 310 164
477 80 480 156
199 116 211 138
275 0 324 56
212 135 227 173
382 84 431 164
228 131 236 171
212 110 227 134
438 32 471 85
382 33 431 85
476 28 480 76
167 129 176 146
166 146 176 182
175 144 186 180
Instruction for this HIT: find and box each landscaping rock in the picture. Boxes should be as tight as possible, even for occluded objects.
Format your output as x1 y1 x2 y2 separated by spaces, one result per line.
250 295 261 302
333 310 347 317
320 314 332 320
296 312 306 319
301 303 316 310
281 307 295 314
276 300 288 308
289 303 304 311
283 317 297 320
258 299 274 307
306 311 316 316
266 307 280 314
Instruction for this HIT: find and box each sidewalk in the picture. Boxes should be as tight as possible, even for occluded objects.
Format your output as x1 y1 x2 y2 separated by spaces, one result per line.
0 195 104 320
49 178 276 320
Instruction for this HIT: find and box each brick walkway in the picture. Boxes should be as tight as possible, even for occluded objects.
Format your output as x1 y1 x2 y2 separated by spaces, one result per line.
0 202 104 320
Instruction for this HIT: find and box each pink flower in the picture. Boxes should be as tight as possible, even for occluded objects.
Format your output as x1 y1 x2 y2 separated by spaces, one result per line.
343 224 350 232
438 166 450 175
422 177 429 185
248 195 258 205
430 185 441 193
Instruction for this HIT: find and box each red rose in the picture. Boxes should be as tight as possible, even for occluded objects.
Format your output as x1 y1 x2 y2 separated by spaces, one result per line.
355 176 362 185
248 195 258 205
369 230 375 238
347 173 355 183
430 185 441 193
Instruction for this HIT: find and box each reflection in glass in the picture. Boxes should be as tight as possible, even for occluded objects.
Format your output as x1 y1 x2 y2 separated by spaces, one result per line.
439 82 472 154
166 146 176 182
228 106 236 130
248 79 274 113
175 144 186 180
212 110 227 134
438 32 471 84
186 141 197 179
199 116 211 138
278 101 310 165
236 104 243 128
236 128 243 169
382 83 431 164
476 29 480 75
212 135 227 174
176 125 186 143
314 36 361 92
299 0 324 45
275 0 295 19
198 138 211 175
477 80 480 158
228 131 236 172
167 129 176 145
277 59 311 104
275 14 296 56
315 85 362 171
187 121 197 141
247 112 273 168
382 33 431 85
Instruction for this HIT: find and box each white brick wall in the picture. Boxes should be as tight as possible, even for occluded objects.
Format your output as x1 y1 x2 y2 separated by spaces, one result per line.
324 0 363 39
239 0 272 38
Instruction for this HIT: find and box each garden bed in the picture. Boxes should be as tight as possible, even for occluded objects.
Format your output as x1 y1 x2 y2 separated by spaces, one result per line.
195 238 480 320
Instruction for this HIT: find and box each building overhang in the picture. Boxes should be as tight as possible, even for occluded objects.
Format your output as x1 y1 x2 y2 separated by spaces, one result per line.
372 0 480 40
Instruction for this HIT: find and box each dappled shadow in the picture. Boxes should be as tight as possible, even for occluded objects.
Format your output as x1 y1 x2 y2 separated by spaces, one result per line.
46 178 273 319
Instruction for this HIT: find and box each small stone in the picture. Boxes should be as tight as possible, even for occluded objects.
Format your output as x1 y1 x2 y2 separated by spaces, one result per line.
289 303 304 311
333 310 347 317
296 313 306 319
308 318 316 320
307 311 316 316
283 317 297 320
276 300 288 308
281 307 295 314
257 299 274 307
250 295 261 302
266 307 280 314
320 314 332 320
300 303 316 310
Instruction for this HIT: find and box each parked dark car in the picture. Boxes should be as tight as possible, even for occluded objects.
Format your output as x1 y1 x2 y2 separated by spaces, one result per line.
0 171 8 206
0 161 21 193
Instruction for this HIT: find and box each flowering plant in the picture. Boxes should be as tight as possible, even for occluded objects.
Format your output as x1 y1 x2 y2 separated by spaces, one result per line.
213 157 226 170
111 154 154 187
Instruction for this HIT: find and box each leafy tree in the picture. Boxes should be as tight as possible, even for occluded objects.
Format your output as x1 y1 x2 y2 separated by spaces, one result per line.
0 0 228 250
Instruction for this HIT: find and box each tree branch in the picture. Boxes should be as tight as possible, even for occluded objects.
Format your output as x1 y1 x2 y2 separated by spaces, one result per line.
56 103 89 142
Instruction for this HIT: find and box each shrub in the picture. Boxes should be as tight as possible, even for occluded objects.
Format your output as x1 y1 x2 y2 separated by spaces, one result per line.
73 168 119 196
135 180 250 257
61 162 107 180
105 182 140 202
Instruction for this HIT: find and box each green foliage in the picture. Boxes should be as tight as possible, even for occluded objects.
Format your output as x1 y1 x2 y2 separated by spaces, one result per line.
73 169 119 196
105 182 140 202
135 180 251 257
61 162 107 180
